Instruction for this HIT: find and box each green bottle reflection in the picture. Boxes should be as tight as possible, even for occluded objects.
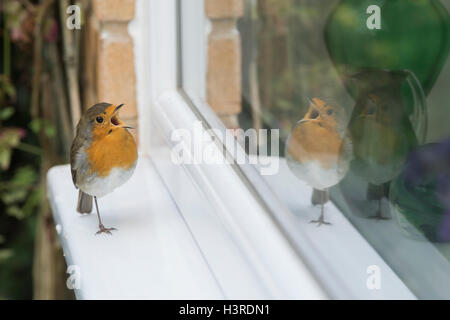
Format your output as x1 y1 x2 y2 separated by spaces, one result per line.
325 0 450 95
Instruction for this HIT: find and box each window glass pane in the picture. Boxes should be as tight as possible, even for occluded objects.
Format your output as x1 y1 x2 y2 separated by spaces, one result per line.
182 0 450 298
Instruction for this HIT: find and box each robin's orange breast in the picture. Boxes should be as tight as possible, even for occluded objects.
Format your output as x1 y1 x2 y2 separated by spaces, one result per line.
86 129 137 177
288 122 343 169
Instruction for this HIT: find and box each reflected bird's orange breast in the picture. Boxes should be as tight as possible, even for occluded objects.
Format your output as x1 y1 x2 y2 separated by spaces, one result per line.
288 122 344 169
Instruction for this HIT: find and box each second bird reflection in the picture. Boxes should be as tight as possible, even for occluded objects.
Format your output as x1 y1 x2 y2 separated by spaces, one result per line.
347 70 420 220
286 98 352 226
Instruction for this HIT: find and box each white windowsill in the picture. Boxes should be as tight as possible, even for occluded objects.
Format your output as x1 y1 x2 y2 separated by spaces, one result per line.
47 153 416 299
258 157 416 299
47 156 223 299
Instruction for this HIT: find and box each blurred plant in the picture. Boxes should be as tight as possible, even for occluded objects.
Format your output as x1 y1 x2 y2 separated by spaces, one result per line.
0 0 80 299
0 0 39 299
4 0 36 48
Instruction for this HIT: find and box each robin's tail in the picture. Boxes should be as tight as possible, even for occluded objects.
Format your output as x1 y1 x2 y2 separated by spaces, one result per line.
77 190 93 214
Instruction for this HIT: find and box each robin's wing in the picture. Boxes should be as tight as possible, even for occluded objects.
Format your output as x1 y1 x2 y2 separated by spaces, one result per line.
71 169 77 187
70 132 86 188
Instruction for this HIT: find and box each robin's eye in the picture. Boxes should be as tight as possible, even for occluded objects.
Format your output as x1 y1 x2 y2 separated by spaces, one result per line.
310 110 319 119
327 109 333 115
96 116 104 124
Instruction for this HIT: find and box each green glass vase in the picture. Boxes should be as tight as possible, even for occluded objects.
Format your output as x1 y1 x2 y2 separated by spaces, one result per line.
324 0 450 96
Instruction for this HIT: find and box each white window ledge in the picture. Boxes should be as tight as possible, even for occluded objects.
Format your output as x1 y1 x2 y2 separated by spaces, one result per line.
252 157 416 299
47 156 224 299
47 154 417 299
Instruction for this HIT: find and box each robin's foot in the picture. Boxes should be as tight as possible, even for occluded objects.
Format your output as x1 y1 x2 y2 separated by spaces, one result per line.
95 224 117 235
309 217 332 227
368 211 390 221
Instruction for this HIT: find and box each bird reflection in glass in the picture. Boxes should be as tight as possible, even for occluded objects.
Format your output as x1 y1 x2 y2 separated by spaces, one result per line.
348 70 422 220
286 98 352 226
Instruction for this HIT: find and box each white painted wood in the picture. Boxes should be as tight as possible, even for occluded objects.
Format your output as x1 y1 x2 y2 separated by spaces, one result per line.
128 0 178 155
152 91 327 299
46 153 416 299
260 157 416 300
47 157 223 299
180 0 208 101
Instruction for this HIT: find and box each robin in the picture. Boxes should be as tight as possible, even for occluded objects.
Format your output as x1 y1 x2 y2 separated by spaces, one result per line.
70 102 137 235
285 98 352 226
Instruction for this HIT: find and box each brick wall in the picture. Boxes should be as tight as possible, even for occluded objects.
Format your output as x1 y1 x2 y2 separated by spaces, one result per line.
82 0 138 142
205 0 243 129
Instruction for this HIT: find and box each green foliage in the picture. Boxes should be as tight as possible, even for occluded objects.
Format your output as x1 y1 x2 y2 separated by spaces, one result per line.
0 128 24 170
1 166 40 220
0 249 14 263
0 0 43 300
0 76 16 99
0 107 15 120
0 215 36 299
29 118 57 137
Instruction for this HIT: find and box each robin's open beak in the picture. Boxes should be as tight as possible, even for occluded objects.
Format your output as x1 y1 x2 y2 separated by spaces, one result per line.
111 104 134 129
119 123 134 129
114 104 125 113
297 119 310 125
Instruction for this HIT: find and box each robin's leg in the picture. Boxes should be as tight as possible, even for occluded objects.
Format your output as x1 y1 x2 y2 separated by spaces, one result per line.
309 189 331 226
368 184 390 220
368 198 390 221
311 188 329 205
94 196 117 235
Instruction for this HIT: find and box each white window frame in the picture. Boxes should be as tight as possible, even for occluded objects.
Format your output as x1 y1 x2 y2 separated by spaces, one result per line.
131 0 327 299
130 0 418 299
